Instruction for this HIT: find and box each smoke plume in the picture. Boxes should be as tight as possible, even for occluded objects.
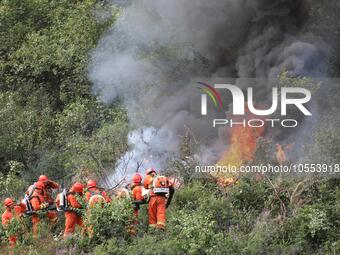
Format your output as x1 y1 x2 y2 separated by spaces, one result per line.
89 0 329 178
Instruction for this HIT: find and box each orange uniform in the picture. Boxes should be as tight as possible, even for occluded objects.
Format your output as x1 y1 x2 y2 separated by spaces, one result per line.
39 175 59 223
2 210 17 248
148 196 167 229
132 184 144 200
44 181 59 223
131 173 144 217
131 184 143 218
144 171 171 230
1 204 24 248
14 203 26 215
30 188 46 237
64 194 84 237
143 175 153 190
126 174 144 235
64 183 85 238
43 180 59 204
2 198 26 249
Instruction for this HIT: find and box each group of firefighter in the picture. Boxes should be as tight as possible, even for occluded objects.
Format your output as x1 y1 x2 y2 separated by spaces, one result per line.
1 168 175 248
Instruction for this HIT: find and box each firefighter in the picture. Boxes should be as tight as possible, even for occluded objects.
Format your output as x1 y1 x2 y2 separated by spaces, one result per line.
84 180 111 238
38 175 59 224
1 198 25 248
30 181 49 237
143 168 156 192
131 173 144 219
85 179 111 206
125 173 145 235
143 168 174 230
64 182 85 238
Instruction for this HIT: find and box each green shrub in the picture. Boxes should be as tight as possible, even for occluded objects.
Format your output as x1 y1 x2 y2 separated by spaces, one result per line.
0 163 28 199
227 175 270 213
284 205 331 247
85 198 134 245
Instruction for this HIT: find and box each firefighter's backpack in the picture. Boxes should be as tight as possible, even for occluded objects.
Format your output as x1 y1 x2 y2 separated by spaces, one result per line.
56 189 68 212
152 176 169 194
23 183 37 216
142 187 150 201
23 194 35 216
88 191 105 207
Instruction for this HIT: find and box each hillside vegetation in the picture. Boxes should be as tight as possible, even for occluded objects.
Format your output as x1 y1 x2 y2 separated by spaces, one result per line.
0 1 339 254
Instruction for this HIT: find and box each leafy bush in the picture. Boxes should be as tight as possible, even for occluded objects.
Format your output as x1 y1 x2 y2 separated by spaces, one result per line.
284 206 331 247
94 180 233 255
0 162 28 199
227 174 270 213
85 198 134 245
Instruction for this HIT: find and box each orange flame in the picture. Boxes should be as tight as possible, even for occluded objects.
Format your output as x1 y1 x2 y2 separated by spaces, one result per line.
275 143 286 165
213 109 265 186
217 125 264 167
275 143 294 165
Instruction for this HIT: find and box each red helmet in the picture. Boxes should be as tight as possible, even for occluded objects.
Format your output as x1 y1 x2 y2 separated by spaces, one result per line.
4 198 14 207
145 168 156 175
72 182 84 193
35 181 45 190
87 179 97 188
132 173 142 184
38 175 49 183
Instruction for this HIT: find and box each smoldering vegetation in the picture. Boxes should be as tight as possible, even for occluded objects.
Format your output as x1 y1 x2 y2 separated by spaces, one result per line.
89 0 331 174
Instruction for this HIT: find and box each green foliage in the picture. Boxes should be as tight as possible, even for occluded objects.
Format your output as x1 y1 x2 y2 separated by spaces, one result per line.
60 105 129 180
93 182 230 255
0 177 338 254
0 161 28 198
279 206 338 254
170 208 221 254
5 216 29 240
0 92 56 173
308 113 340 165
1 0 118 103
172 180 217 210
93 237 126 255
86 199 134 244
0 1 339 254
227 174 270 213
0 0 121 183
